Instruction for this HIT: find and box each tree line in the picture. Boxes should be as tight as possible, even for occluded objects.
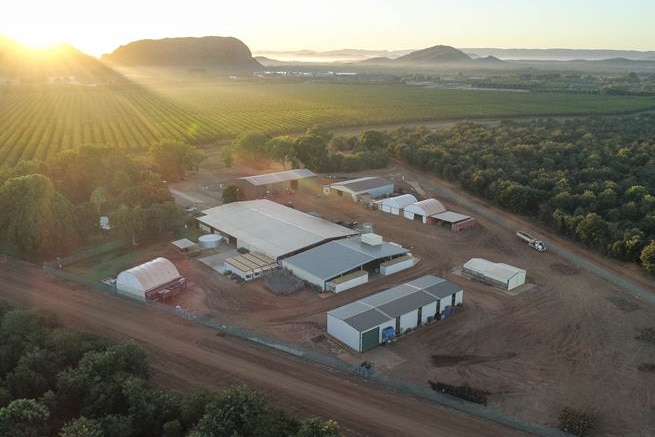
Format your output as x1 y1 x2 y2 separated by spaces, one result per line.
381 116 655 272
0 142 204 259
0 302 341 437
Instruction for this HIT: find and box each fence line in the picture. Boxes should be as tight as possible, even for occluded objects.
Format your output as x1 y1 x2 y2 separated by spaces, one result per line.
40 250 570 437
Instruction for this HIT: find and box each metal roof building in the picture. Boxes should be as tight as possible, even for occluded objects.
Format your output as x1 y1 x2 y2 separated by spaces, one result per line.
462 258 526 291
403 198 447 223
234 169 317 199
280 234 411 292
197 200 357 260
376 194 417 215
432 211 477 232
327 275 464 352
326 177 394 202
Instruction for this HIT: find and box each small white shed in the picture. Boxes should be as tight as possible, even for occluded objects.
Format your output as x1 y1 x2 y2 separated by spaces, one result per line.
462 258 526 291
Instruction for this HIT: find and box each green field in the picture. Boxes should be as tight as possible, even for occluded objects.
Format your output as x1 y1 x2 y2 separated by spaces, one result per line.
1 80 654 167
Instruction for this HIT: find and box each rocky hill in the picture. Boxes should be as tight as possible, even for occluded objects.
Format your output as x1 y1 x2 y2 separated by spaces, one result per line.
102 36 262 71
394 45 472 64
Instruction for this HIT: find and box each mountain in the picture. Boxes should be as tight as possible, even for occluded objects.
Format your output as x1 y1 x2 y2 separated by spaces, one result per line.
463 48 655 61
0 36 118 81
102 36 262 71
394 45 472 64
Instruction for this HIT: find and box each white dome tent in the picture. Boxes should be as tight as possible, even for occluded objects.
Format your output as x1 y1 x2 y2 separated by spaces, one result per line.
116 257 186 301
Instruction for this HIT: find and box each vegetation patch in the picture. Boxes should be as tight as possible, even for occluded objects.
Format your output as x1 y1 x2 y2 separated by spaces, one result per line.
558 407 597 436
606 296 641 312
635 328 655 345
428 380 490 405
637 363 655 373
0 302 341 437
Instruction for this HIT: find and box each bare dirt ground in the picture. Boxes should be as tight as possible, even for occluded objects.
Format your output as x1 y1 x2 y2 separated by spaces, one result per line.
0 257 527 437
3 154 654 435
166 157 655 436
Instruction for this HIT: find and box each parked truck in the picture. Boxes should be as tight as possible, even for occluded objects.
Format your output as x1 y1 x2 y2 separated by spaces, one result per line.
516 230 547 252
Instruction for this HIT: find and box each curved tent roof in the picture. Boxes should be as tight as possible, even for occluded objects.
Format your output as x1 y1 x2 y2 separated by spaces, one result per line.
117 257 181 293
378 194 417 209
405 198 446 216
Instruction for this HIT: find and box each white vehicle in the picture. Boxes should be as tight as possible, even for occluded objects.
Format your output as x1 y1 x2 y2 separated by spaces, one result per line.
516 231 546 252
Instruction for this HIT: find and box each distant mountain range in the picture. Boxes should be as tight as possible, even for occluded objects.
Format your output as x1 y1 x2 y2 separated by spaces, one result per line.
462 48 655 61
2 33 653 78
101 36 262 71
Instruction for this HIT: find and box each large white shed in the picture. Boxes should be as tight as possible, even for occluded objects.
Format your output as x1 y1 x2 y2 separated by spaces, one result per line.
403 199 447 223
196 200 357 260
116 257 185 301
281 235 410 292
326 177 394 202
326 275 464 352
462 258 526 291
377 194 418 215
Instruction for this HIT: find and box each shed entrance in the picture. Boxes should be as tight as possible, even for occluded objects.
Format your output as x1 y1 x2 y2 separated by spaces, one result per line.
361 327 380 351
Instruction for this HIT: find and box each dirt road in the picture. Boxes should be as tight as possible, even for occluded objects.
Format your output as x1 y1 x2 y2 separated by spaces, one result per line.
0 258 532 437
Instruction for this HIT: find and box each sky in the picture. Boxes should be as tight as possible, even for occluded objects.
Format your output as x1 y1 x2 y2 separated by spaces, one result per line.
2 0 654 57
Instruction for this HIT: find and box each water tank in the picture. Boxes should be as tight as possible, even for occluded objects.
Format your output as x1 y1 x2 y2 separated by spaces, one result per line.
198 234 222 249
360 222 374 234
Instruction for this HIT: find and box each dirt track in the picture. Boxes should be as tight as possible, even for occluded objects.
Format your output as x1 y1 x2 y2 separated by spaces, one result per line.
0 257 529 437
165 158 655 436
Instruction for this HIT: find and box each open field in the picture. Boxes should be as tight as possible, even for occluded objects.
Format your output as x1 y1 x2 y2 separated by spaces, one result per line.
2 80 655 167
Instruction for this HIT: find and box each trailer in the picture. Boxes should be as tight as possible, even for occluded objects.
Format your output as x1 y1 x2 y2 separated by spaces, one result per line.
516 231 546 252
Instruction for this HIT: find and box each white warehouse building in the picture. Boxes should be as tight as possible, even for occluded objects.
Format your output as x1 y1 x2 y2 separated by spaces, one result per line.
326 275 464 352
116 257 186 302
462 258 526 291
377 194 417 215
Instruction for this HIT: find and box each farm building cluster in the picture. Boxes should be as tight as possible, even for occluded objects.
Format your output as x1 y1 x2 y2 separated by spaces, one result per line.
377 194 476 232
114 170 530 352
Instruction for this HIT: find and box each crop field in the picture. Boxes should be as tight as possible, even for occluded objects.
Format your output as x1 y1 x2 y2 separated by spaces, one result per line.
1 80 655 167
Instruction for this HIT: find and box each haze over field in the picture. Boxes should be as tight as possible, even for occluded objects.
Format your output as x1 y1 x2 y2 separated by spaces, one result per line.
2 0 653 58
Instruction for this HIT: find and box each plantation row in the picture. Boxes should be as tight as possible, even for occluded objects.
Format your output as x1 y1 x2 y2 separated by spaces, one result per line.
1 81 655 167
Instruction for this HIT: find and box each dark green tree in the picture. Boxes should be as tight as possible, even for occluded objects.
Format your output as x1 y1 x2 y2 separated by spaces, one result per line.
0 174 79 256
294 135 328 172
0 398 49 437
640 240 655 273
149 142 205 182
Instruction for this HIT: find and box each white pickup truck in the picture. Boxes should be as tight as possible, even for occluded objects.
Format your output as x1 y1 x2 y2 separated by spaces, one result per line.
516 231 547 252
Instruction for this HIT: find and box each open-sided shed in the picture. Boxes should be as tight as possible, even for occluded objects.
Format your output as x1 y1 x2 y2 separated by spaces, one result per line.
432 211 477 232
403 198 447 223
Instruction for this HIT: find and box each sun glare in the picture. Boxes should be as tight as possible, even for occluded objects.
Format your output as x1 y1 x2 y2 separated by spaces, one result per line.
9 30 65 50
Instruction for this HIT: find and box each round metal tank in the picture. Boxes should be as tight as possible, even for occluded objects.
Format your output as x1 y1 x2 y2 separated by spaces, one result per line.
198 234 221 249
360 222 374 234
